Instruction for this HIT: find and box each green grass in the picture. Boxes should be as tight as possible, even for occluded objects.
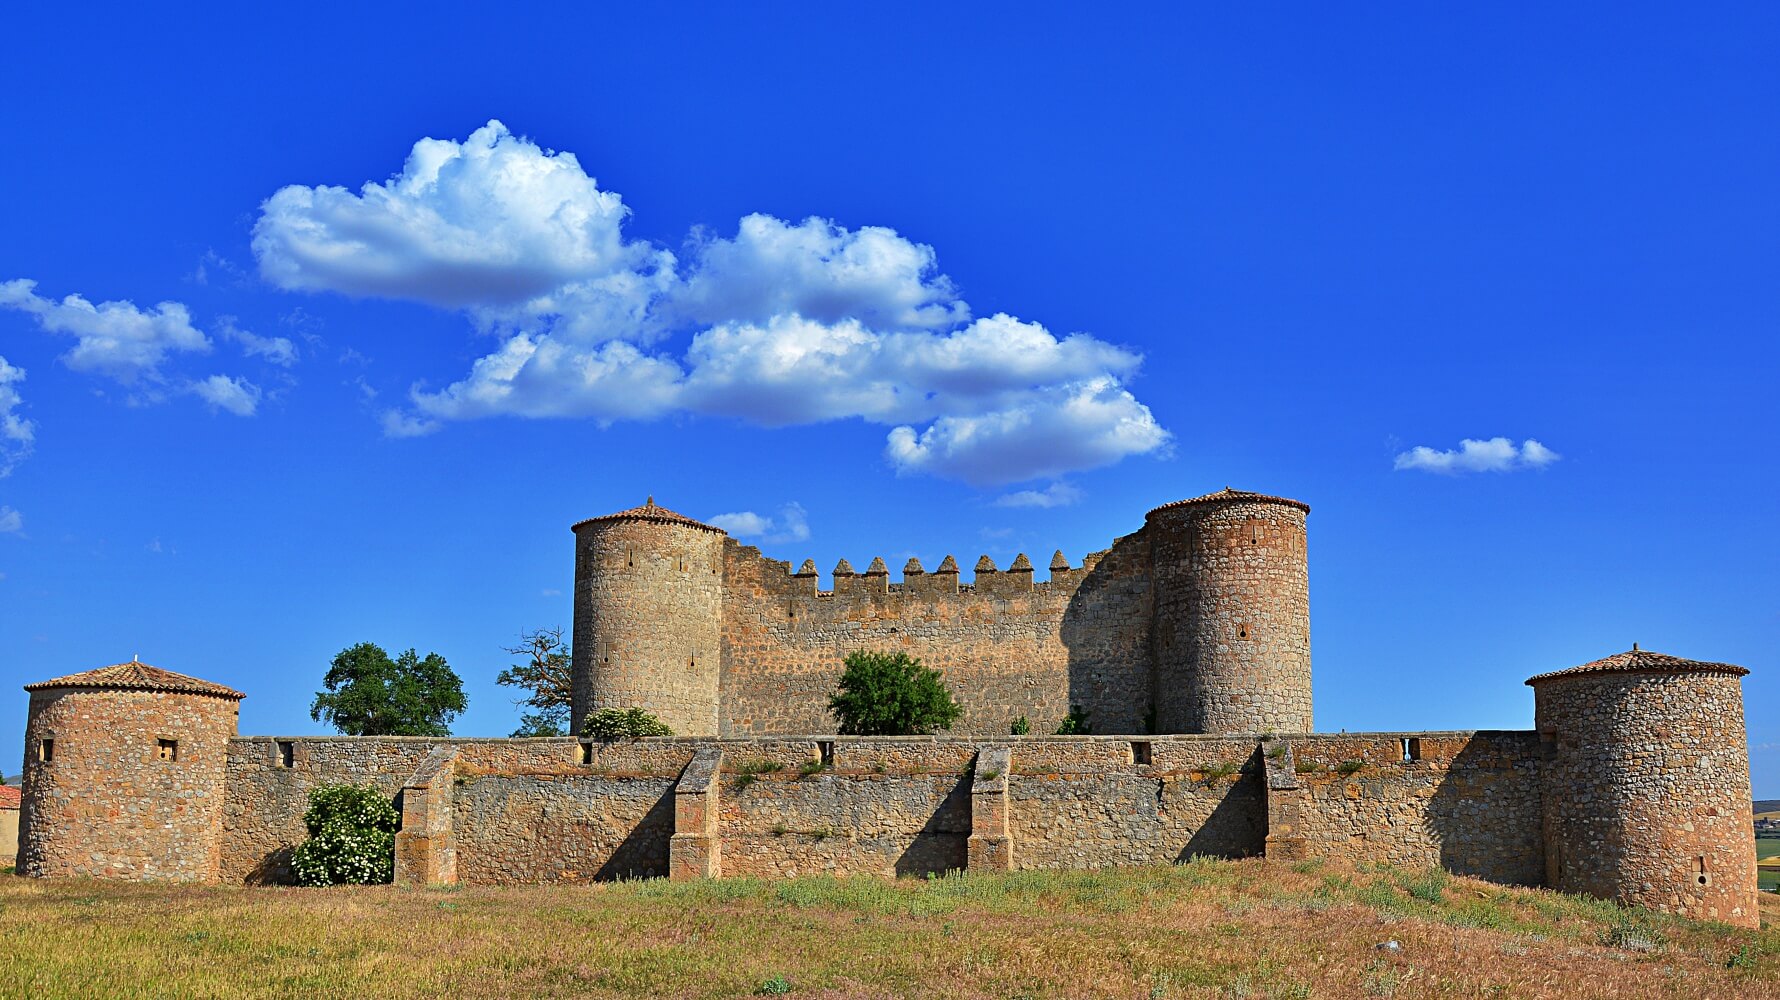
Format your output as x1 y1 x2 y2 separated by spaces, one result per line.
1758 837 1780 893
0 859 1774 998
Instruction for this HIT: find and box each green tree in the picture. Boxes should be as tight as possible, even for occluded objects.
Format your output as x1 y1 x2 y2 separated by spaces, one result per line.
827 650 962 736
310 642 467 736
497 627 572 737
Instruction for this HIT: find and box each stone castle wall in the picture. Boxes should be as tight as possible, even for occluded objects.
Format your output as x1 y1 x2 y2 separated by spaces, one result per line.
717 533 1155 737
577 491 1311 738
203 732 1547 888
19 689 238 881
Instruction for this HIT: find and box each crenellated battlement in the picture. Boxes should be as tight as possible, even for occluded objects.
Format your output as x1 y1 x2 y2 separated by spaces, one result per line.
570 490 1311 740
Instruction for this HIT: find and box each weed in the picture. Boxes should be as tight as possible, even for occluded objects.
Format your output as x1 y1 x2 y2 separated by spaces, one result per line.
733 759 785 790
798 759 825 778
756 974 792 995
1010 716 1031 736
979 768 1001 781
1335 759 1366 776
1728 944 1758 969
1266 745 1288 761
1294 760 1320 774
1197 761 1240 785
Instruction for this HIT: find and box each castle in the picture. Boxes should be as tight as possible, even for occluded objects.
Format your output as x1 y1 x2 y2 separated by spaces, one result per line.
14 490 1762 928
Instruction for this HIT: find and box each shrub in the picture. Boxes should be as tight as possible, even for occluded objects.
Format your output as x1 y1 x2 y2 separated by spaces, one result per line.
828 650 962 736
1054 704 1091 735
1010 716 1031 736
1335 759 1366 776
290 783 399 886
581 707 674 740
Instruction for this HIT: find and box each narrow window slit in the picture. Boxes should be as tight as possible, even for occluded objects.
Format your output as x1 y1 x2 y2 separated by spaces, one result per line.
579 742 595 766
1131 741 1153 766
277 740 294 768
1401 738 1422 763
38 738 54 763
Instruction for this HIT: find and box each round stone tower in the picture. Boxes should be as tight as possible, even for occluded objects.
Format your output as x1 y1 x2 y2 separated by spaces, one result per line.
18 659 243 881
1147 489 1312 734
1529 647 1758 928
570 498 727 736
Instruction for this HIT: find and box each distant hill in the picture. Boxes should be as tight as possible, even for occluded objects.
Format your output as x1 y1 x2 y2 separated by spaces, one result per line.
1756 800 1780 815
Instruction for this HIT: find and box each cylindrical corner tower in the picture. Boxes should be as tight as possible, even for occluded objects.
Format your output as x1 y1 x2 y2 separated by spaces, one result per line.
1530 648 1758 928
570 498 726 736
18 660 243 881
1148 488 1311 734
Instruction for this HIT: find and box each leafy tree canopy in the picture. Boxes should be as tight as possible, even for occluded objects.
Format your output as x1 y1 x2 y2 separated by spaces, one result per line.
828 650 962 736
497 627 572 737
310 642 467 737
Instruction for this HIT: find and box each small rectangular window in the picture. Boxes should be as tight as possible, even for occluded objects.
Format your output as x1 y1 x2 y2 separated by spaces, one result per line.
277 740 295 768
38 738 54 763
157 738 179 762
1401 738 1422 763
1132 741 1153 766
579 742 594 766
818 740 835 767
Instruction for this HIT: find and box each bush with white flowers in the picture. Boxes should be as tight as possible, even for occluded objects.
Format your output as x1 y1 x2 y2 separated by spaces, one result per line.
290 782 400 886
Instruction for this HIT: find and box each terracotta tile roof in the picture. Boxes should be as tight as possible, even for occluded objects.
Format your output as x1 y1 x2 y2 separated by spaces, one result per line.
0 786 18 809
1525 647 1749 686
1146 488 1310 518
23 660 246 700
569 496 725 534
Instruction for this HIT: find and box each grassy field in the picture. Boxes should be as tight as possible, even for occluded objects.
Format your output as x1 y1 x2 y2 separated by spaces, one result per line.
1759 837 1780 893
0 859 1775 1000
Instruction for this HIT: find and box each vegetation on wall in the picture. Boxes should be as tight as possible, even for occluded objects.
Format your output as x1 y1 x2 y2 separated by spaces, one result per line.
581 707 675 740
827 650 962 736
310 642 467 737
289 783 399 886
497 627 572 737
1054 704 1091 735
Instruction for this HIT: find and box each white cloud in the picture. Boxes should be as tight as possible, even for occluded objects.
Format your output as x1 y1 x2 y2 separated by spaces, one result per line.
190 375 262 416
219 316 298 367
257 122 1171 485
670 214 966 330
253 120 638 307
0 279 210 383
1393 437 1561 474
886 377 1169 486
0 506 21 534
994 481 1084 508
708 502 811 543
0 355 34 477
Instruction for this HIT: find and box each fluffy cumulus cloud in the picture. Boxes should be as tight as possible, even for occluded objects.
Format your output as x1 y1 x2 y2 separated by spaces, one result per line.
253 120 637 308
1394 437 1561 474
0 354 34 477
190 374 263 416
707 502 810 543
254 121 1171 485
0 279 209 383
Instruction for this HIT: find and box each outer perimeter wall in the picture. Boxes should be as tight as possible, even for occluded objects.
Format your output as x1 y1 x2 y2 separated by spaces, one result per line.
718 535 1155 736
214 732 1545 887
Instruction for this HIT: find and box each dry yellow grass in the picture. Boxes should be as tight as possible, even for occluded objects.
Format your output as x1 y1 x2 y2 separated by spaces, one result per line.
1 859 1776 999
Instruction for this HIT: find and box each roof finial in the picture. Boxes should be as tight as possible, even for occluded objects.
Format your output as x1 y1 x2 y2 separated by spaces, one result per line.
132 653 139 663
646 494 654 507
1632 642 1639 651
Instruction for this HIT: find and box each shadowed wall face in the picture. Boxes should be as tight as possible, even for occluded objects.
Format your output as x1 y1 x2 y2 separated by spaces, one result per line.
1534 671 1759 928
1149 498 1311 734
19 689 238 881
572 517 726 736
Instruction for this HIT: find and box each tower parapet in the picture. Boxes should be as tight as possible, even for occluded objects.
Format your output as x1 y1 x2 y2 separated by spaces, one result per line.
18 660 242 881
1529 648 1759 928
570 498 726 736
1147 489 1312 734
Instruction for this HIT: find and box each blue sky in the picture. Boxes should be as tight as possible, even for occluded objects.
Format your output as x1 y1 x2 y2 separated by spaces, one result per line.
1 4 1774 792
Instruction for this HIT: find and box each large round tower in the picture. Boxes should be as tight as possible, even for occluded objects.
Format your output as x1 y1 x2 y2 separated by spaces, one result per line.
18 660 243 881
570 498 727 736
1147 489 1312 734
1529 648 1758 928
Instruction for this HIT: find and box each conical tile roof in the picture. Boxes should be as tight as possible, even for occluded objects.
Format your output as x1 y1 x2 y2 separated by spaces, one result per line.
25 660 245 700
1146 487 1309 518
570 497 725 534
1525 647 1748 685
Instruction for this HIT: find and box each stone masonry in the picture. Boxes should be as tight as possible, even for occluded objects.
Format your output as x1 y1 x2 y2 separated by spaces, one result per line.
12 488 1762 928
